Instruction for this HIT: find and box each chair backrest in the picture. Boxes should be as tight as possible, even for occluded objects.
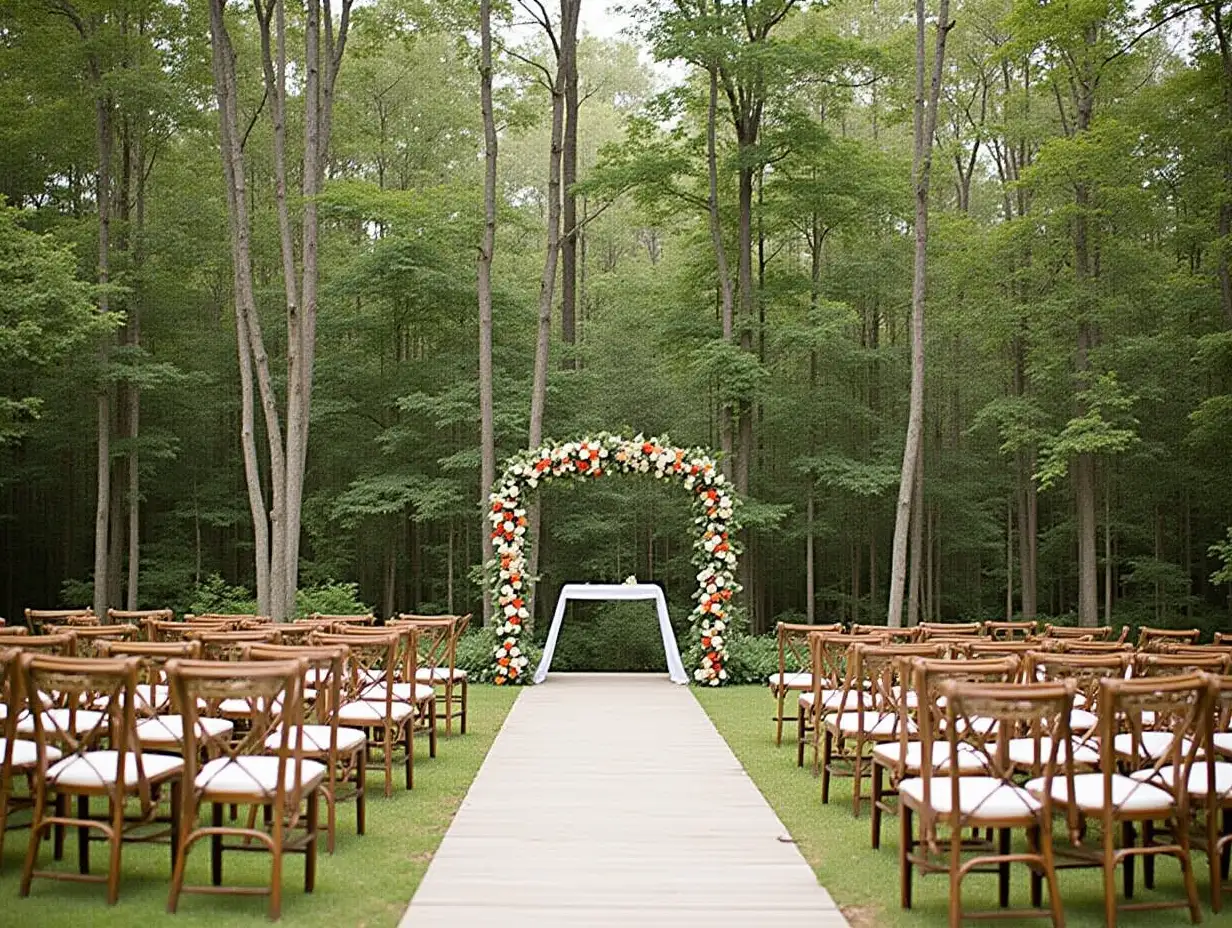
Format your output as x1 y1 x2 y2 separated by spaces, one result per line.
1041 623 1114 641
25 608 97 632
310 630 405 712
982 620 1037 641
1027 650 1131 735
243 643 347 728
845 642 946 717
850 624 922 642
0 631 76 656
1038 639 1133 655
1137 625 1201 650
1134 651 1232 679
312 613 377 626
188 628 282 660
96 640 202 709
146 617 234 642
107 608 173 626
19 654 144 787
958 640 1038 666
807 632 878 693
70 623 140 658
1095 672 1209 831
394 615 459 678
0 647 19 749
921 680 1075 838
918 622 982 639
165 657 311 815
776 623 842 678
184 613 272 625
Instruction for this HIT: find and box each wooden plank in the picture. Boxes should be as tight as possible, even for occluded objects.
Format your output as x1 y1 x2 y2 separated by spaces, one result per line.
399 673 849 927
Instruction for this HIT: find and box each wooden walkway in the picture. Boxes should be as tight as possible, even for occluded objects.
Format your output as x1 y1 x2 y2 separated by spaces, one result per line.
399 673 849 927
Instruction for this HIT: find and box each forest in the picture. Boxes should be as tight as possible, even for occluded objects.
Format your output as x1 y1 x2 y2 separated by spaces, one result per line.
2 0 1231 653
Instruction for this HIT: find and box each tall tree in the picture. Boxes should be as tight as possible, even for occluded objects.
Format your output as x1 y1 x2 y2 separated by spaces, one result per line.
478 0 498 622
887 0 952 626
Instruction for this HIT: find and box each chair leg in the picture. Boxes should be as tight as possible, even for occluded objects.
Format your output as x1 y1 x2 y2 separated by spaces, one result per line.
1028 825 1043 909
1142 818 1155 889
821 730 834 803
78 793 91 875
20 783 48 898
900 805 914 909
998 828 1011 909
1122 820 1135 899
1102 819 1118 928
871 763 883 850
356 749 367 836
851 742 864 817
1175 813 1203 924
429 701 438 758
269 821 282 922
1040 824 1065 928
211 802 224 887
404 723 414 790
305 788 318 893
796 706 806 768
383 724 394 798
106 796 124 906
775 687 786 746
53 793 65 861
950 829 965 928
444 682 454 736
460 679 468 734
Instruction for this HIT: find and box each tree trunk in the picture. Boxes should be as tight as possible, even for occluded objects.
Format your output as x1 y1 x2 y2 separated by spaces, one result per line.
560 1 580 370
478 0 498 624
907 444 924 626
888 0 951 626
706 67 736 479
806 494 815 623
91 75 114 618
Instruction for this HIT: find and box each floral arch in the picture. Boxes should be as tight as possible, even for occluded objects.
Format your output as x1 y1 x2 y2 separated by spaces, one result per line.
487 433 740 686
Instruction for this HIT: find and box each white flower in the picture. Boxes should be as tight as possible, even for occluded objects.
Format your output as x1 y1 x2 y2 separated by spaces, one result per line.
496 648 508 658
504 605 516 617
510 647 521 657
710 635 723 648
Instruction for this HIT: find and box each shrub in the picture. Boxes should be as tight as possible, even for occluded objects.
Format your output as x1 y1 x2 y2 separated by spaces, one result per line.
545 600 669 672
186 574 258 615
294 581 370 617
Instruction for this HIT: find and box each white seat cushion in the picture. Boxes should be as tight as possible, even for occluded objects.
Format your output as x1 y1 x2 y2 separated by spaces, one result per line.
263 724 366 753
135 715 235 745
337 700 416 724
415 667 467 683
1068 708 1099 732
1025 772 1175 814
833 712 914 737
872 740 988 773
16 708 107 736
1112 731 1197 761
1006 737 1100 768
357 682 435 703
195 755 326 797
1130 762 1232 798
1214 733 1232 757
91 684 170 713
768 671 813 690
47 750 183 788
900 775 1041 820
0 737 62 767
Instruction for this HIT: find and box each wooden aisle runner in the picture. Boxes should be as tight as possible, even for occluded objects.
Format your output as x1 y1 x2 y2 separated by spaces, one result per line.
399 673 849 927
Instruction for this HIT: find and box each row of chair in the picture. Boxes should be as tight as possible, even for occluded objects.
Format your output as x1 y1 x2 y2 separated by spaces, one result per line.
0 611 471 919
772 628 1232 925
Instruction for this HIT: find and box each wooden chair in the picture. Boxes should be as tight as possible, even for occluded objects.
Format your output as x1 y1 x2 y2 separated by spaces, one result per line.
17 653 184 905
1138 626 1202 650
107 608 172 635
1214 633 1232 647
310 631 417 797
243 643 367 854
184 613 272 626
957 640 1038 666
982 620 1037 641
1027 672 1207 926
769 622 841 746
918 622 983 640
0 647 64 871
797 632 882 770
901 680 1074 926
397 613 471 735
1040 639 1134 656
24 608 96 632
188 628 283 661
1199 674 1232 912
820 642 943 816
146 617 233 642
164 657 322 920
870 656 1019 851
851 624 923 642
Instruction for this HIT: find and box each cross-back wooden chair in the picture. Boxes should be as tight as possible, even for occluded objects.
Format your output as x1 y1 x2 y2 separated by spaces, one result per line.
918 622 983 640
1199 674 1232 912
24 608 96 633
956 640 1038 665
821 642 944 816
770 622 841 746
982 620 1037 641
147 617 232 642
1138 626 1202 650
184 613 272 626
0 647 65 871
901 680 1075 927
797 632 883 769
242 643 366 854
189 628 283 661
309 630 416 797
1040 638 1134 656
1027 672 1208 926
396 613 471 735
851 624 924 643
278 621 336 646
164 657 322 921
17 653 184 905
870 656 1020 851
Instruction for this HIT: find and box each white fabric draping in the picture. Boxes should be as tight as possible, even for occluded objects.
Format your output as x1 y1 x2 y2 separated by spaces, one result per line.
533 583 689 685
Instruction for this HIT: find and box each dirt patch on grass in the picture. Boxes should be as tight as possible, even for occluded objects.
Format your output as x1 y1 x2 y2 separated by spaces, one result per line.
841 903 885 928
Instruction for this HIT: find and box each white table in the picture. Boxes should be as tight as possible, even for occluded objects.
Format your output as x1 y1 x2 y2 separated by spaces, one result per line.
533 583 689 685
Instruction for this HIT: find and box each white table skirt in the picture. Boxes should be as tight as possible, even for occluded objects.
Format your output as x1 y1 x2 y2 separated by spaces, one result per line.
533 583 689 685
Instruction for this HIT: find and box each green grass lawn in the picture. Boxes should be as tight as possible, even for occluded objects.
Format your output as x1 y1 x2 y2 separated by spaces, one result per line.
695 685 1232 928
0 685 518 927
